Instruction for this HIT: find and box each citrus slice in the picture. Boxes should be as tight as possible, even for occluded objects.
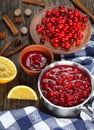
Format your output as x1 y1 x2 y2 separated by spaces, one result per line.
7 85 38 100
0 56 17 83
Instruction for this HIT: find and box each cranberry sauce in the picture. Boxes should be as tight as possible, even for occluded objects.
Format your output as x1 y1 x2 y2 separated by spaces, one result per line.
22 51 51 71
40 65 91 107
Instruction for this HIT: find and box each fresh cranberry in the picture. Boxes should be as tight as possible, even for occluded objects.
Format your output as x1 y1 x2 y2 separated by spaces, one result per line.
36 24 41 29
65 43 71 49
81 23 86 30
55 28 60 33
40 36 45 43
36 5 88 50
57 24 63 30
50 17 56 23
46 10 52 17
61 42 65 48
41 18 46 24
74 33 78 39
78 33 83 39
53 37 59 43
74 9 80 17
69 38 75 44
52 42 59 48
37 27 43 33
79 14 83 20
83 16 88 22
52 8 58 15
69 14 74 19
76 40 81 46
68 9 73 15
59 5 66 13
74 17 79 23
46 22 52 28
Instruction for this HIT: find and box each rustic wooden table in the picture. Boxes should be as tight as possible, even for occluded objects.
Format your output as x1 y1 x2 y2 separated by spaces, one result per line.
0 0 94 114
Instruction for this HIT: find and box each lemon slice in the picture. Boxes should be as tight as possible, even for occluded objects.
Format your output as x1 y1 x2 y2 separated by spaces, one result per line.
7 85 38 100
0 56 17 83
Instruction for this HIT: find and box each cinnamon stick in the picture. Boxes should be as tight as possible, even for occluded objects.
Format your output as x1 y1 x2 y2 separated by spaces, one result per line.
0 41 11 56
2 15 19 35
22 0 45 7
4 43 29 57
71 0 94 20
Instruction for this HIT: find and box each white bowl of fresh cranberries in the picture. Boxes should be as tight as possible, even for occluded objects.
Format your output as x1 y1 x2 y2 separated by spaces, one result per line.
38 61 94 117
30 5 92 54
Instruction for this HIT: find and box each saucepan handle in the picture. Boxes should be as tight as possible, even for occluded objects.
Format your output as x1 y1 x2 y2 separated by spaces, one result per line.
80 105 92 118
79 92 94 122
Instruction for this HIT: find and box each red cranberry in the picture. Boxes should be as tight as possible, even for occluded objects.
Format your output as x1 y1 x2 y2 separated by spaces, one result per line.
36 6 88 50
76 40 81 46
65 43 71 49
74 9 80 17
37 27 43 33
40 36 45 43
81 23 86 30
83 16 88 22
46 10 52 17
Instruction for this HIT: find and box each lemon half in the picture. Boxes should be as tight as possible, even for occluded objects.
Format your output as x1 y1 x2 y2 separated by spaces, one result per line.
7 85 38 100
0 56 17 83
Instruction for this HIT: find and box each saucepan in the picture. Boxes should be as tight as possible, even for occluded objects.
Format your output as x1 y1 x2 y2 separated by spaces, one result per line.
38 61 94 118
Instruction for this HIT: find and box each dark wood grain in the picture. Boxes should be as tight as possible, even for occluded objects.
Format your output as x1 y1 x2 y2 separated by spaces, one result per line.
0 0 93 114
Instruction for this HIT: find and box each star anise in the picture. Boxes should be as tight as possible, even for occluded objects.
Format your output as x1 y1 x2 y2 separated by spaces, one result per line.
14 17 24 24
0 31 7 40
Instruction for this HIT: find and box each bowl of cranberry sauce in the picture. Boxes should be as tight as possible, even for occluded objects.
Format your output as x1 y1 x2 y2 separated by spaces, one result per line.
19 45 54 76
38 61 93 117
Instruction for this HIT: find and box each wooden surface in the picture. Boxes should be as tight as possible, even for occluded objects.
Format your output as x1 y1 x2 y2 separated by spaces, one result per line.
0 0 94 113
